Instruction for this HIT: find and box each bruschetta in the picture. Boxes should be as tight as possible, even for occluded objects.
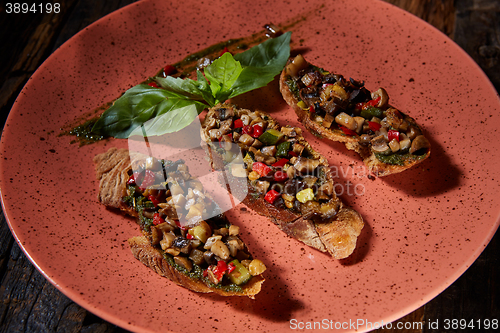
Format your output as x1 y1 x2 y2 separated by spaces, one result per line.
94 147 265 298
200 104 364 259
279 54 431 176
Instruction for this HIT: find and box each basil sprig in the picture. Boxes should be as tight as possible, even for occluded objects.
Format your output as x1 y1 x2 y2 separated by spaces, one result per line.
92 32 291 138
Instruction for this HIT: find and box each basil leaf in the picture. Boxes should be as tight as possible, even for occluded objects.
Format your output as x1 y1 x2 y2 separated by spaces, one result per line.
154 75 211 103
234 31 291 68
92 84 207 138
195 70 217 106
129 104 200 136
227 66 280 98
204 52 243 103
229 31 291 98
92 32 292 139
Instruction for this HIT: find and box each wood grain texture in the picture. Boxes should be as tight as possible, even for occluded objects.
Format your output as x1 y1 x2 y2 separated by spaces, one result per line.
384 0 456 37
0 2 136 332
0 0 498 332
454 0 500 90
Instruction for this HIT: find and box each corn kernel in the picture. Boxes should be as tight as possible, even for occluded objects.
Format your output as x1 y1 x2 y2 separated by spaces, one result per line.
296 188 314 203
248 259 266 276
331 84 348 100
297 101 309 110
248 170 260 181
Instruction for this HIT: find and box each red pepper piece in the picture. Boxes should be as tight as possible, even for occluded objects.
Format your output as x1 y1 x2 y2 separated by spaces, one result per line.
272 158 289 168
127 174 136 185
148 82 159 88
388 129 400 142
186 233 194 240
309 105 315 113
220 47 231 56
242 125 253 136
251 124 263 138
163 65 176 76
368 121 382 132
362 96 381 109
130 171 144 186
153 213 164 226
227 262 236 274
339 126 357 136
288 151 298 157
273 170 288 182
355 102 364 111
264 189 280 204
252 162 272 177
233 118 243 129
148 195 160 207
213 260 228 280
203 269 209 277
139 170 156 191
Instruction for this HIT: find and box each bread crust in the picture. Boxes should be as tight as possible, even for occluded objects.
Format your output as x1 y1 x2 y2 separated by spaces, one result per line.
94 147 137 216
128 236 264 298
279 61 430 177
94 148 264 298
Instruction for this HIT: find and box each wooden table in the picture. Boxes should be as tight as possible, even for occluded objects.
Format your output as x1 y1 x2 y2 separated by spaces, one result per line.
1 0 498 332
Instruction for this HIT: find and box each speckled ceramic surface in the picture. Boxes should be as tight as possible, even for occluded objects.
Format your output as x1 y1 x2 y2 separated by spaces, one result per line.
1 0 499 332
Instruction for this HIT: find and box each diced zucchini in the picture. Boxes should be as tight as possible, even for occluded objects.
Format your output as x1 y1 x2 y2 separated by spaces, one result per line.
330 84 348 100
360 107 384 119
258 129 284 146
188 221 211 243
243 153 254 171
297 101 308 110
276 141 291 158
228 260 252 285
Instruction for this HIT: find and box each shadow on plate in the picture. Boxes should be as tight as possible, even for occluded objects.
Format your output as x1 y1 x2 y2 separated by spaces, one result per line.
379 134 462 197
230 77 286 115
197 222 305 322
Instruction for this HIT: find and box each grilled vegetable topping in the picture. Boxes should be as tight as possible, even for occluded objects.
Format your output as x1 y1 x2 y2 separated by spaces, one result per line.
123 157 265 289
284 54 430 165
201 104 341 221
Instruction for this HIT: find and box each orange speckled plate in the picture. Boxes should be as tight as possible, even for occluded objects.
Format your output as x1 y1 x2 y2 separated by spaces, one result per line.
1 0 499 332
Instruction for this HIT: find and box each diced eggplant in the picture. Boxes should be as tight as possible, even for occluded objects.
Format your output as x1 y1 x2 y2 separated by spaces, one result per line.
203 251 217 265
189 248 205 266
174 256 193 272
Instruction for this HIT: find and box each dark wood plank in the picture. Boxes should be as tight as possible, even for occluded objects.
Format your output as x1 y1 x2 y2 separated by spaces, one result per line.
454 0 500 91
423 230 499 332
0 1 137 331
376 1 499 331
0 0 78 129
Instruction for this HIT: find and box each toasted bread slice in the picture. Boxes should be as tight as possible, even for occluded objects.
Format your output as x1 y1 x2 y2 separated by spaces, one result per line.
279 54 430 177
93 147 137 217
201 104 364 259
94 148 265 298
128 236 264 297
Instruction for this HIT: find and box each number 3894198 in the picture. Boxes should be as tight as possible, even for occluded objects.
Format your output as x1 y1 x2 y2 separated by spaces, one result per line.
6 3 61 14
